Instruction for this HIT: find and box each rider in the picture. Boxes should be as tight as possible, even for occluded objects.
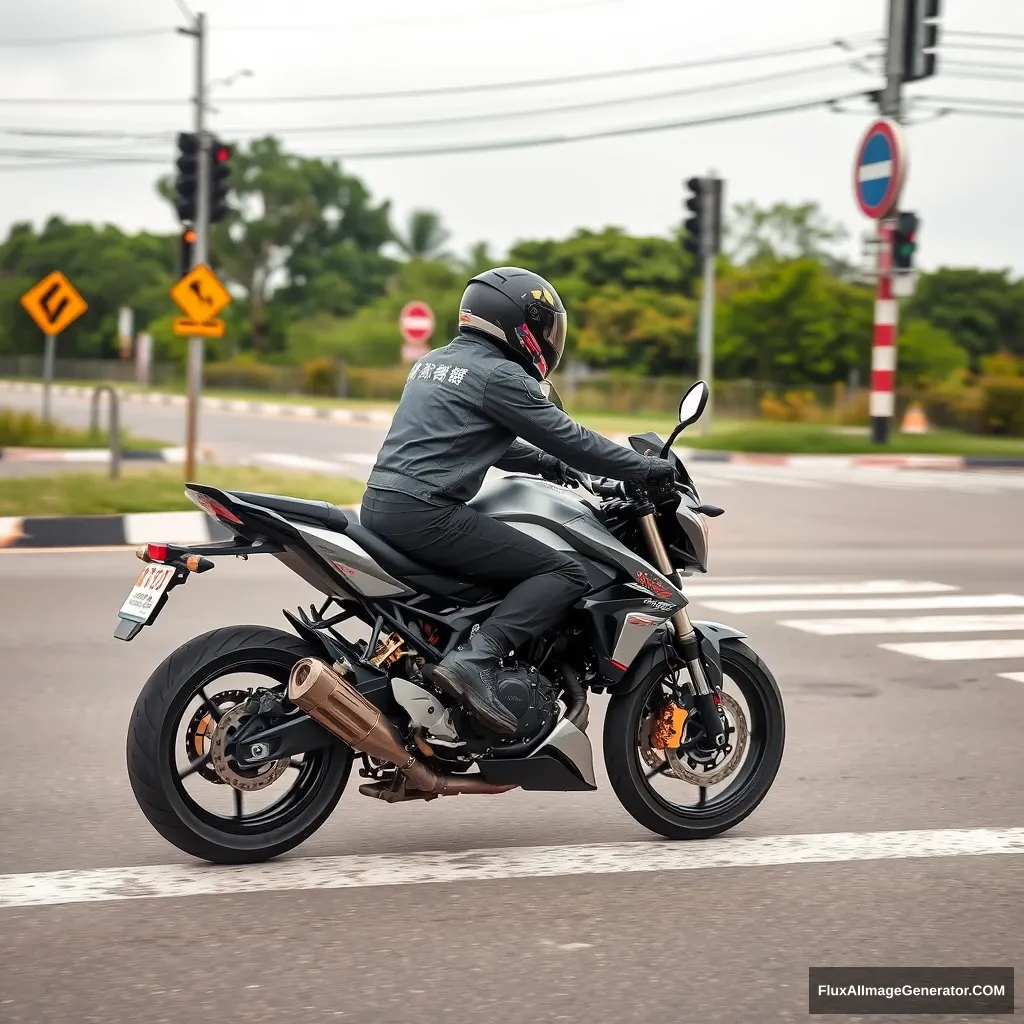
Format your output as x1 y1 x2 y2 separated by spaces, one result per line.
361 267 676 735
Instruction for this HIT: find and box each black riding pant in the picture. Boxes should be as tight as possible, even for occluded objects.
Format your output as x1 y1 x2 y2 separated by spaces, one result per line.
360 487 589 653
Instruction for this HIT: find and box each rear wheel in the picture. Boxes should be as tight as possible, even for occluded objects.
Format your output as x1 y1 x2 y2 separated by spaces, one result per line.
126 625 352 864
604 638 784 840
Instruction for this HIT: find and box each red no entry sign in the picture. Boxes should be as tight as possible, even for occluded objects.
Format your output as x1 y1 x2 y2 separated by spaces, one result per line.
399 301 435 345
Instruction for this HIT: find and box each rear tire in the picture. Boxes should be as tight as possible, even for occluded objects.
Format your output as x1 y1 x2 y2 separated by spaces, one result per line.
126 625 352 864
604 638 785 840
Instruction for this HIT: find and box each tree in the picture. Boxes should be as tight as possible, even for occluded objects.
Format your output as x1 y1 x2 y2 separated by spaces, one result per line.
727 200 851 273
896 318 970 387
157 136 394 353
905 267 1024 369
0 217 175 359
392 210 452 262
715 259 874 384
509 227 697 361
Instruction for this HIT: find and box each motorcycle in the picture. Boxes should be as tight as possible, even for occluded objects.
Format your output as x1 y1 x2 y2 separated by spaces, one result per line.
120 380 784 864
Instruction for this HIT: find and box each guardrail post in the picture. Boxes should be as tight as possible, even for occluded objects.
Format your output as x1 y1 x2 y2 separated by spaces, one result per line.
91 385 121 480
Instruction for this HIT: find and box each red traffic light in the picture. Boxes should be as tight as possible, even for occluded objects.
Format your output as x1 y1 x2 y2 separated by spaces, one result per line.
214 145 231 163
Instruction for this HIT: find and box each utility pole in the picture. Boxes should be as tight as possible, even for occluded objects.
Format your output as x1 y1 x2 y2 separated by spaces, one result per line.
881 0 908 121
178 11 209 482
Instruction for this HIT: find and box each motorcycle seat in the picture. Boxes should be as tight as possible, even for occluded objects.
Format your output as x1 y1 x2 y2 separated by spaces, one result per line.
232 491 496 603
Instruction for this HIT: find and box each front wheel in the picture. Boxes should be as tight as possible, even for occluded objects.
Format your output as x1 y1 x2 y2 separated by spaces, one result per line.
126 625 353 864
604 638 785 840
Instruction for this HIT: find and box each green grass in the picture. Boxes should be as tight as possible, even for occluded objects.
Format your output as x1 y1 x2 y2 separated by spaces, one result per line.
679 422 1024 456
0 408 166 452
0 465 367 517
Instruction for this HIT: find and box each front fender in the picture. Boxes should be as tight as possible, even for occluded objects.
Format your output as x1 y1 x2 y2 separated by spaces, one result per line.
611 620 748 696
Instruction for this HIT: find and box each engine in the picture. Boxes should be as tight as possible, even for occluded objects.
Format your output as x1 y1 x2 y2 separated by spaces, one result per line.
391 664 559 744
491 664 559 740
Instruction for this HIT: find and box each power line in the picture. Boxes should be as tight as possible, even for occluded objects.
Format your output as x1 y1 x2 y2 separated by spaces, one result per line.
318 92 863 161
918 94 1024 108
222 58 867 137
0 54 871 141
942 40 1024 53
0 91 860 169
924 106 1024 120
0 36 866 107
217 0 631 31
943 58 1024 72
942 69 1024 84
216 39 867 105
945 29 1024 41
0 27 172 47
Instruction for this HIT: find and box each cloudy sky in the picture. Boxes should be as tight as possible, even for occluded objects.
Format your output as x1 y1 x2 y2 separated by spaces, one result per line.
1 0 1022 274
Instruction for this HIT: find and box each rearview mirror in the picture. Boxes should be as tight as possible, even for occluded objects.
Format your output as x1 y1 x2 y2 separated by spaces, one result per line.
678 381 709 427
540 380 564 411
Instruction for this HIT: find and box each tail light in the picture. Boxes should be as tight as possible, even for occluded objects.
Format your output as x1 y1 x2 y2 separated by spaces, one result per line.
145 543 168 562
186 489 243 525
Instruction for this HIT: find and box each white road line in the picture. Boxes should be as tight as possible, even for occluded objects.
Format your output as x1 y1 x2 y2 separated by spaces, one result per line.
1 828 1022 910
335 452 378 465
880 638 1024 661
999 672 1024 684
702 594 1024 614
685 580 956 599
780 614 1024 636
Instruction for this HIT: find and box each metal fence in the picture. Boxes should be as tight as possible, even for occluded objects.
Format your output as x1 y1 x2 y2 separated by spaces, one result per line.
0 356 177 386
0 357 864 421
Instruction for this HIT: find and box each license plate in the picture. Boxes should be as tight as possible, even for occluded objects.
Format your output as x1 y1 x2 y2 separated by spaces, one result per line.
118 564 176 624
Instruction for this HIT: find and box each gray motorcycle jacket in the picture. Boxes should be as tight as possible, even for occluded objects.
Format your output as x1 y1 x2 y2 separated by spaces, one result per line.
365 333 659 504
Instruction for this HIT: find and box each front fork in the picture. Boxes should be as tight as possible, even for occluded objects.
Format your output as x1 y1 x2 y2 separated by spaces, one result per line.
637 510 727 748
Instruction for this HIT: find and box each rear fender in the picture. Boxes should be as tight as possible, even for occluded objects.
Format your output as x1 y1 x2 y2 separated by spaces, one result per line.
608 620 747 696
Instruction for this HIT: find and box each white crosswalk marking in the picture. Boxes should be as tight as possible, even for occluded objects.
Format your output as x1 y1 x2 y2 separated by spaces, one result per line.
780 614 1024 636
685 580 956 599
700 594 1024 614
880 638 1024 661
694 575 1024 683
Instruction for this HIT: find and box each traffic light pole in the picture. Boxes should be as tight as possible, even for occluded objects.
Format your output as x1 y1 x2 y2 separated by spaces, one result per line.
697 250 717 433
180 11 208 482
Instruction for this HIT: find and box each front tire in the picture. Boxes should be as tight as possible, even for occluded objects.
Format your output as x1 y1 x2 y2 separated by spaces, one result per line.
604 638 785 840
126 625 352 864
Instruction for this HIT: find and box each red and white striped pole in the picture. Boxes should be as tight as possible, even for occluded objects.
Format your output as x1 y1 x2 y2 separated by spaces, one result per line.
870 218 897 444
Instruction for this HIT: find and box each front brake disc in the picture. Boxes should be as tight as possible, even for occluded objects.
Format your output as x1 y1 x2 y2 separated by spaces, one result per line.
665 691 749 787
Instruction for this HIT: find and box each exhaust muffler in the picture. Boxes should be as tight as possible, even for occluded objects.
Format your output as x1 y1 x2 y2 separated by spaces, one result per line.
287 658 517 803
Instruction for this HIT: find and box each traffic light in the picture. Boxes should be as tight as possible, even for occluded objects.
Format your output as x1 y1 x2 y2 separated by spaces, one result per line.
904 0 941 83
178 225 196 278
174 132 199 223
682 177 724 260
892 211 919 271
209 139 232 224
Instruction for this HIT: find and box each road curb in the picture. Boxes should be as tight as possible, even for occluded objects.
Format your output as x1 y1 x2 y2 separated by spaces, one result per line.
0 505 366 550
0 380 395 427
0 510 233 549
675 449 1024 470
0 446 182 463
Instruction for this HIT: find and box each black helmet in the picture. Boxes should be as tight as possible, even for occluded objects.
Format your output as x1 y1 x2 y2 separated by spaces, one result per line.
458 267 567 380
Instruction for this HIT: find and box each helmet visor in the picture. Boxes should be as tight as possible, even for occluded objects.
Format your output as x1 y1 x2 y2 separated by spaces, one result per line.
542 310 567 374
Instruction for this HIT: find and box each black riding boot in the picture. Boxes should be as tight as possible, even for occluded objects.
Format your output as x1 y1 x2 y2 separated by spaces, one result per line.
430 631 518 736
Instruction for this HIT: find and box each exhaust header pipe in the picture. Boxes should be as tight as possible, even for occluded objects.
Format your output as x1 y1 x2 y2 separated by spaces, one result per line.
288 658 516 802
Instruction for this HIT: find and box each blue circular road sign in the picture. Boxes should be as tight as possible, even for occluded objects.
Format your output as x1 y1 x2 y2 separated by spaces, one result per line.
854 119 907 220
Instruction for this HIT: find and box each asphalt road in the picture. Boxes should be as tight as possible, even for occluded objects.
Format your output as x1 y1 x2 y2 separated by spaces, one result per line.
1 471 1022 1022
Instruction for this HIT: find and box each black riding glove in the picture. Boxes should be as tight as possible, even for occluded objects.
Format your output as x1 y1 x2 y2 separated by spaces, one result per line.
539 456 582 488
644 457 677 489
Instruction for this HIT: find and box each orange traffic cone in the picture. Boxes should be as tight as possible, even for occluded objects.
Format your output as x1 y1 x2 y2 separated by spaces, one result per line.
901 402 930 435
